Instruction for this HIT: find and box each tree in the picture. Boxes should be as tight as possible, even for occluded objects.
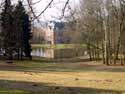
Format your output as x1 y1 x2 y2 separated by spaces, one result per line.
78 0 125 65
22 13 32 60
13 1 26 60
0 0 14 60
13 1 32 60
0 0 32 60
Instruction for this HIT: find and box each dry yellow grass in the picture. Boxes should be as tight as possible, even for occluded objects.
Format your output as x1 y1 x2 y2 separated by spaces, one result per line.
0 60 125 94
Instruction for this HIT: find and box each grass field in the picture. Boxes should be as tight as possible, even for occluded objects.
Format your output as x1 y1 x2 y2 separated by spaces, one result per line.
31 44 87 49
0 59 125 94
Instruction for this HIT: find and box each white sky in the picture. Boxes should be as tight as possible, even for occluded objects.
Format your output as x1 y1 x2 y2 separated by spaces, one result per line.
24 0 79 21
0 0 79 21
34 0 78 20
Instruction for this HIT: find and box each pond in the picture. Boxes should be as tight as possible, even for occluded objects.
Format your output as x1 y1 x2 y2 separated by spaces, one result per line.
31 48 87 59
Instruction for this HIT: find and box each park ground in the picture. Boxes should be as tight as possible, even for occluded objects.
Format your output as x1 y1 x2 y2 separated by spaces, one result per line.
0 57 125 94
31 44 87 49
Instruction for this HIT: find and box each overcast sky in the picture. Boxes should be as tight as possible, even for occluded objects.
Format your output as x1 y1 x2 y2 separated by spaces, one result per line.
0 0 79 21
25 0 79 21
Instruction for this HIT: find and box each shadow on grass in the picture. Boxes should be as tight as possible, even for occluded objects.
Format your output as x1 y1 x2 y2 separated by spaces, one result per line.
0 59 125 73
25 57 125 73
31 57 93 63
0 56 125 73
0 79 123 94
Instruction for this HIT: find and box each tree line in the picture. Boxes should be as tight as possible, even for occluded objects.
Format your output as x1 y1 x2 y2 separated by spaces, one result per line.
74 0 125 65
0 0 32 61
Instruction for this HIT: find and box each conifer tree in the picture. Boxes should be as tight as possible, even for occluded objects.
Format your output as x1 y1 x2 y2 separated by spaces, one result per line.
22 13 32 60
13 1 32 60
1 0 14 60
13 0 26 60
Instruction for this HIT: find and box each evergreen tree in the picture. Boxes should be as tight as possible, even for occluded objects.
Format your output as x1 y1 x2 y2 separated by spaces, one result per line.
0 0 32 60
13 0 26 60
23 14 32 60
0 0 14 60
13 1 32 60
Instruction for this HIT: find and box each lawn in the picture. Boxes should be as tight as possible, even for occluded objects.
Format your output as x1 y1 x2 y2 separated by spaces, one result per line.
31 44 87 49
0 59 125 94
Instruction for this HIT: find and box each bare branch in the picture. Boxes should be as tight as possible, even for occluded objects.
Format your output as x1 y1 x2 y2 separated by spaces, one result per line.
28 0 54 21
61 0 70 18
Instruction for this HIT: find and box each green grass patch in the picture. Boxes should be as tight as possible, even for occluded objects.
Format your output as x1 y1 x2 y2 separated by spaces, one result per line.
0 88 27 94
31 44 87 49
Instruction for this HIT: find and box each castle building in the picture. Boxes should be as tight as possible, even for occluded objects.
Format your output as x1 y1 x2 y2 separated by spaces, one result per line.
45 21 70 44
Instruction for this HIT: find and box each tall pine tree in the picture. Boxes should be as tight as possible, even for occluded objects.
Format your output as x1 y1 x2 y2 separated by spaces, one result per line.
13 1 32 60
22 13 32 60
1 0 14 60
0 0 32 60
13 1 26 60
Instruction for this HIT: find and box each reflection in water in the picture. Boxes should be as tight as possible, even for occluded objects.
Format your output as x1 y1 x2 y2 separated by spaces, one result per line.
31 48 54 58
31 48 87 59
